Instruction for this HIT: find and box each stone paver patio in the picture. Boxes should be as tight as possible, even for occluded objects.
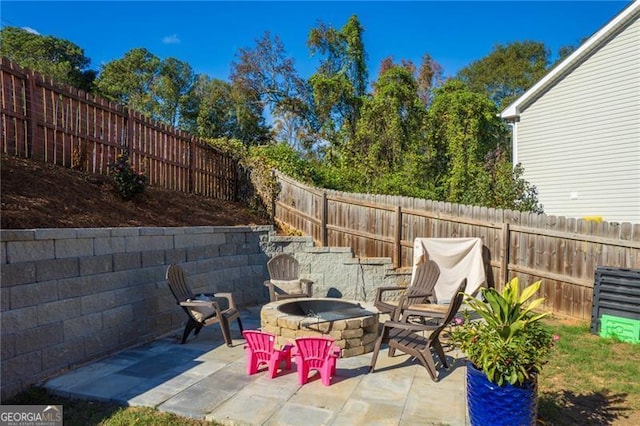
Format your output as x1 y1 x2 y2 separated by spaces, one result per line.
43 307 470 425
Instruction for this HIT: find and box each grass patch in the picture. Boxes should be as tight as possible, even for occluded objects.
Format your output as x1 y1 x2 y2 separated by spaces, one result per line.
538 319 640 425
4 387 215 426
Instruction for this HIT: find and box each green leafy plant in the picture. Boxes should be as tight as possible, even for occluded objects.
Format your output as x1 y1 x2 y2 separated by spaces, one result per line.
451 277 558 386
109 150 147 200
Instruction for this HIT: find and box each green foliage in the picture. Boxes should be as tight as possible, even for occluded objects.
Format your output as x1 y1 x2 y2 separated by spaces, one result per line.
308 15 368 151
378 54 444 106
426 80 505 203
177 74 271 146
467 278 549 339
456 40 550 109
229 84 272 146
555 43 579 66
340 15 368 98
0 26 96 91
1 16 549 215
155 57 196 127
308 72 356 149
310 162 361 192
191 77 238 138
475 150 543 213
96 50 198 130
348 65 428 192
451 278 557 386
204 137 248 161
95 48 161 116
108 150 147 200
248 143 318 184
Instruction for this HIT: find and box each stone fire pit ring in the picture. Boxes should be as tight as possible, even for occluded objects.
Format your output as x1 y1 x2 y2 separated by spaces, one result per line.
260 298 380 358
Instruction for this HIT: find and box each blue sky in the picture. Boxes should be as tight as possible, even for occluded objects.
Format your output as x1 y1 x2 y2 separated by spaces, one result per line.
1 1 632 82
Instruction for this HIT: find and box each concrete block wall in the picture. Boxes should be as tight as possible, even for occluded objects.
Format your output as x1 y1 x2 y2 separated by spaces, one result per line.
0 225 272 401
0 228 407 401
267 236 411 301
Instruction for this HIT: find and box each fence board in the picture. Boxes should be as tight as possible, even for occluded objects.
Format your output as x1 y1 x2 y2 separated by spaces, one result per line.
271 172 640 319
1 58 236 202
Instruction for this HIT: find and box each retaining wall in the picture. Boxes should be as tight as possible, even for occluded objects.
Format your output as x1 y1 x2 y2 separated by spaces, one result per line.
0 226 272 401
266 235 410 300
1 227 405 401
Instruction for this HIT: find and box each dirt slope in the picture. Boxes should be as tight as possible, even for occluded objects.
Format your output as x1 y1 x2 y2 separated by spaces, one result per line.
1 155 270 229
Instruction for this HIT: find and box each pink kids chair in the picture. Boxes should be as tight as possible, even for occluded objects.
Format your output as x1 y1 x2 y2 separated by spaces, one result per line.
243 330 292 378
293 336 341 386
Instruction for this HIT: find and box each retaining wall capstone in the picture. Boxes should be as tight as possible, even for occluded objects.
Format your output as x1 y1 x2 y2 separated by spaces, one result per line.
0 227 407 401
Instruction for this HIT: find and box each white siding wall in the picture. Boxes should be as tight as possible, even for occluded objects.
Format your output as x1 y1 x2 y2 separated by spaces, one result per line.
516 16 640 224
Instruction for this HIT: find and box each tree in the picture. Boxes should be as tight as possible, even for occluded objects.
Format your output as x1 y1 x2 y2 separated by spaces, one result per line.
474 148 543 213
553 39 584 68
426 80 506 204
95 48 161 118
189 76 270 145
376 54 444 106
0 26 96 91
350 65 427 193
456 41 549 109
154 57 195 127
272 111 311 151
340 15 367 98
248 142 319 184
415 54 444 106
425 80 541 212
307 15 368 156
193 77 236 139
96 49 199 129
229 83 272 145
179 74 208 135
231 32 306 115
230 31 309 147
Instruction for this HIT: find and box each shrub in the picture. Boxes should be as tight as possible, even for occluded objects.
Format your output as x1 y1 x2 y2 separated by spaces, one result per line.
109 150 147 200
451 278 559 386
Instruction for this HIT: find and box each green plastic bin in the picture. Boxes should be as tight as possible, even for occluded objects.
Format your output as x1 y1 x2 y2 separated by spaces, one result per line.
599 314 640 344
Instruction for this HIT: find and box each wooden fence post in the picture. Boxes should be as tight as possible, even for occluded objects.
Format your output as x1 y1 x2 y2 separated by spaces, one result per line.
394 205 402 268
27 71 41 161
188 136 194 194
501 222 510 285
271 170 278 220
321 191 328 246
125 107 133 151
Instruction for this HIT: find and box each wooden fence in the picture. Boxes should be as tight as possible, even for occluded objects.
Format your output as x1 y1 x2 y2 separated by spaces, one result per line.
3 59 639 320
1 58 237 200
274 172 640 320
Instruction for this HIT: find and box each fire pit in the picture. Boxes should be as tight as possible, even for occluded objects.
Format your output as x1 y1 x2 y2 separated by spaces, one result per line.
260 298 380 357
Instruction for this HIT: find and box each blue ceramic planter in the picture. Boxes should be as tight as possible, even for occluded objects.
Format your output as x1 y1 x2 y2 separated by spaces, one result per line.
466 362 538 426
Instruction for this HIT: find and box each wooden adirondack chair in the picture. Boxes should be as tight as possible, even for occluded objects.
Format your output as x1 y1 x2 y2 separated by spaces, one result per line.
369 279 467 382
264 253 313 302
167 264 243 347
374 259 440 320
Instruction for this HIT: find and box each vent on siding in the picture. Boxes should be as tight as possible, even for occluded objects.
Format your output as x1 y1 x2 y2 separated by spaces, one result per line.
590 267 640 335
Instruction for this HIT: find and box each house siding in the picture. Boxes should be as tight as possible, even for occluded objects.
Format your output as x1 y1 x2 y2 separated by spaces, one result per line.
516 15 640 224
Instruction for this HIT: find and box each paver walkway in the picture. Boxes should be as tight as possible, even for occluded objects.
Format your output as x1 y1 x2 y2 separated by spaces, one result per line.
43 308 470 425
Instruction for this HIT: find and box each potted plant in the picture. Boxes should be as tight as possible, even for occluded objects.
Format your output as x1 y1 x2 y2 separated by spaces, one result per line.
450 277 558 426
